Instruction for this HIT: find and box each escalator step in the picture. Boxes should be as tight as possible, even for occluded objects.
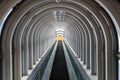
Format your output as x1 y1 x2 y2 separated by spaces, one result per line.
50 41 70 80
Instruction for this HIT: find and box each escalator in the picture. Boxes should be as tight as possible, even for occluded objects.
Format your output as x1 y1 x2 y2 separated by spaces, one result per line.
50 41 70 80
28 41 86 80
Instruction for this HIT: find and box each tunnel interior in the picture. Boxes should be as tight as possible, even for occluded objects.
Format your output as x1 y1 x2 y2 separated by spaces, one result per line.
0 0 120 80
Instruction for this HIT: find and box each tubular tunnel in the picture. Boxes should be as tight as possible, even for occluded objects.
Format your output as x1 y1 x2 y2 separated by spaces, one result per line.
0 0 119 80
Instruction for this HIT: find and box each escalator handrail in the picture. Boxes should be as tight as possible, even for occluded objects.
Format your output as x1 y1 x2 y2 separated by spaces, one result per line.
27 42 56 80
41 42 58 80
64 41 90 80
62 42 78 80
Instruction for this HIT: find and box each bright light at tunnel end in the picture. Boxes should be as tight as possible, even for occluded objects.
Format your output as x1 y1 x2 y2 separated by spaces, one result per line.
55 28 65 41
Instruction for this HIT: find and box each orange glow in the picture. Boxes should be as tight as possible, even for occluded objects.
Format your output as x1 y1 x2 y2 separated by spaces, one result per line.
56 36 64 41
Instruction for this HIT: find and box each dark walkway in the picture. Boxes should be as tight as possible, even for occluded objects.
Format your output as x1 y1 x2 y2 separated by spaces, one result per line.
50 41 70 80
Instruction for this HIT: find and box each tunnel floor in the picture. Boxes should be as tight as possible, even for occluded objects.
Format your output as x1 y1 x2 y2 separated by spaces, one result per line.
49 41 70 80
